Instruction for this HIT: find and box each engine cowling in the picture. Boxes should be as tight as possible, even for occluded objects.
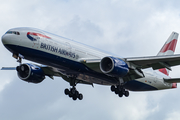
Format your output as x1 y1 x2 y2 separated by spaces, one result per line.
100 56 129 77
16 63 45 83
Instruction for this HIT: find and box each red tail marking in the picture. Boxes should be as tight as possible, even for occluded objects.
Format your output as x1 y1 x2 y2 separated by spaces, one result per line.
160 39 177 53
159 68 169 76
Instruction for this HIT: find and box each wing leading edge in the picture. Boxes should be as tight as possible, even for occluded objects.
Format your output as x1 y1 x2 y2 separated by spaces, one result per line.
80 54 180 81
81 53 180 70
164 78 180 83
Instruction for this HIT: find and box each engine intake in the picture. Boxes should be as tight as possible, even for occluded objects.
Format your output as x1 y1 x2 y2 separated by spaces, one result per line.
100 56 129 77
16 63 45 83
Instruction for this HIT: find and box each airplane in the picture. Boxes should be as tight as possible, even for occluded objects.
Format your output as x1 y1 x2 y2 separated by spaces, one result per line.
2 27 180 101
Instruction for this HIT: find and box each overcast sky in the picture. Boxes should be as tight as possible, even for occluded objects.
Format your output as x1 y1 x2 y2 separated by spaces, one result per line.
1 0 180 120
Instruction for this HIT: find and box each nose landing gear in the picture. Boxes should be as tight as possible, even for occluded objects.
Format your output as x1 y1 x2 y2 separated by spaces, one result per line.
13 53 24 64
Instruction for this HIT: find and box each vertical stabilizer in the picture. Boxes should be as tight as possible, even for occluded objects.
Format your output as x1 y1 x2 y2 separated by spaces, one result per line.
157 32 178 56
157 32 179 76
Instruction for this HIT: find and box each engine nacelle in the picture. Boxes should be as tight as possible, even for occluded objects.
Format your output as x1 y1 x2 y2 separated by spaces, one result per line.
16 63 45 83
100 56 129 77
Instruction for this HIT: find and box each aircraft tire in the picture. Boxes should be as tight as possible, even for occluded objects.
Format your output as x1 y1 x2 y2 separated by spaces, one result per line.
75 91 79 96
111 85 116 92
73 95 77 100
115 88 119 94
78 93 83 100
117 85 123 91
124 91 129 97
64 88 69 95
69 93 73 98
70 88 76 95
118 92 123 97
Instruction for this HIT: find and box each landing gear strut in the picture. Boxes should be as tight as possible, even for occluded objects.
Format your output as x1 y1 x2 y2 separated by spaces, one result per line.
13 53 23 64
64 76 83 100
111 85 129 97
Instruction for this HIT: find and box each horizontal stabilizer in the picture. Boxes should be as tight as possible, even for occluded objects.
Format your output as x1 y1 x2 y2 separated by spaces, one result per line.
1 67 16 70
164 78 180 83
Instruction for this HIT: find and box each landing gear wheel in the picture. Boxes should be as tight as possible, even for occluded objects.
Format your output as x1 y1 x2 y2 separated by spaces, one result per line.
70 88 76 95
78 93 83 100
75 91 79 96
118 92 123 97
117 85 122 91
73 95 77 100
110 85 130 98
111 85 116 92
64 86 83 100
69 93 73 98
124 91 129 97
115 88 119 94
64 89 69 95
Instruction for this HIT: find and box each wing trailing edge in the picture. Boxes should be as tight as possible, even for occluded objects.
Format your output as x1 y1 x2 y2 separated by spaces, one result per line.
125 54 180 70
164 78 180 83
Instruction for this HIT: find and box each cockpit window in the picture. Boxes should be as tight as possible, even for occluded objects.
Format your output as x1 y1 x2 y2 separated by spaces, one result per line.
6 31 20 35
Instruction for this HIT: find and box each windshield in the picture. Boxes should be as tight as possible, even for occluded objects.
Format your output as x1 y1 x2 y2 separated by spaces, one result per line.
6 31 20 35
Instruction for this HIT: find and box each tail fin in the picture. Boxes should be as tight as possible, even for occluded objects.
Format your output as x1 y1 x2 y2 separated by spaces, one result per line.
157 32 178 56
158 32 179 76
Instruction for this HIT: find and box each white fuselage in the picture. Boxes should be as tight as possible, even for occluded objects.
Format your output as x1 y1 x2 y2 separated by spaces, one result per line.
2 27 175 91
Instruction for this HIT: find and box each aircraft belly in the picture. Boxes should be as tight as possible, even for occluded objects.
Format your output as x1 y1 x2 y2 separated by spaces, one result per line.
124 80 158 91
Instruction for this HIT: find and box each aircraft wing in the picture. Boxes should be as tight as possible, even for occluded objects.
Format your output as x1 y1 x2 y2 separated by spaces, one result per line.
39 66 94 86
80 54 180 81
164 78 180 83
125 54 180 70
80 59 101 73
81 54 180 71
1 65 93 86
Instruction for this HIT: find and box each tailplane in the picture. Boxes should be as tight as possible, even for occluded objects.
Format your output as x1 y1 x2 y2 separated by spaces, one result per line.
157 32 179 76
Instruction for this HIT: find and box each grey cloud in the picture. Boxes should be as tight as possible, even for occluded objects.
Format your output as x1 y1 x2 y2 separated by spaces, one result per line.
62 16 103 44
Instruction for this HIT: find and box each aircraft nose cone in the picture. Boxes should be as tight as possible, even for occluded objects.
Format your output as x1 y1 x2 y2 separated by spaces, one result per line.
1 34 13 45
1 34 8 45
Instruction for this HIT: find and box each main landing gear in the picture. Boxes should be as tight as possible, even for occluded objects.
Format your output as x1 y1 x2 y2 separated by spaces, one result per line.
64 76 83 101
64 87 83 100
111 85 129 97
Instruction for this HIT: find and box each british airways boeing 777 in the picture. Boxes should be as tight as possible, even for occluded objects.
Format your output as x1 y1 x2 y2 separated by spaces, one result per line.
2 27 180 100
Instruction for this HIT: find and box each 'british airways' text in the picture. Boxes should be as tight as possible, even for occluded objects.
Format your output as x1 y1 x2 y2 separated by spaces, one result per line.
40 43 76 58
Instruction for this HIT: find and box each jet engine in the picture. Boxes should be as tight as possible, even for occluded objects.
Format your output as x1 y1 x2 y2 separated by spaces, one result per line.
16 63 45 83
100 56 129 77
